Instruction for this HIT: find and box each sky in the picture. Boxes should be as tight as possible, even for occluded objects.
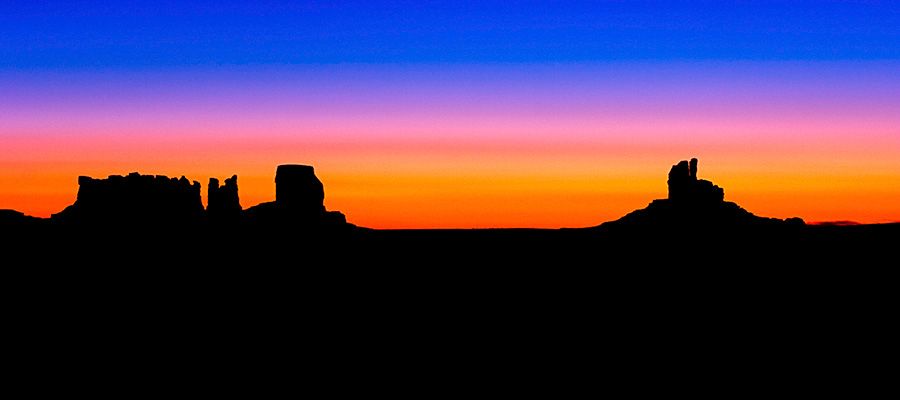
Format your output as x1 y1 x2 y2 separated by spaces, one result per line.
2 0 899 228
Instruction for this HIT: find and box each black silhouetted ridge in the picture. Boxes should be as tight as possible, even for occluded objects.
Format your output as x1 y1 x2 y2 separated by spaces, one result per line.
52 172 203 223
3 158 897 263
595 158 804 232
44 165 355 232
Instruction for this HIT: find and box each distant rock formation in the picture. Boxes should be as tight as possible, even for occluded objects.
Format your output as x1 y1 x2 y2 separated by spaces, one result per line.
275 165 325 213
597 158 803 232
667 158 724 203
208 175 241 216
243 164 350 229
43 164 353 233
52 172 203 223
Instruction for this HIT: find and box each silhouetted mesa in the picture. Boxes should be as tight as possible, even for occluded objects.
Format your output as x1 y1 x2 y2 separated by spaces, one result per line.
208 175 241 216
598 158 803 231
667 158 724 203
41 164 353 233
243 164 350 229
52 172 203 223
275 165 325 212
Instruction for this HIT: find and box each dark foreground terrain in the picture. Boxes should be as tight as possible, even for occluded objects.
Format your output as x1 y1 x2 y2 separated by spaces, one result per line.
2 160 896 393
3 207 897 264
2 214 896 395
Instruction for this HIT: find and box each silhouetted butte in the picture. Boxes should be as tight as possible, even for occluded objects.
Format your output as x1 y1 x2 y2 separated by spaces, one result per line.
52 172 203 224
596 158 804 233
207 175 241 217
243 164 349 229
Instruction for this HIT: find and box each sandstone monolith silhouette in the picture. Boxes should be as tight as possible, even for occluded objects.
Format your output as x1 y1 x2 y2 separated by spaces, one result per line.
667 158 723 203
243 164 350 229
599 158 801 232
52 172 203 222
275 164 326 213
208 175 241 215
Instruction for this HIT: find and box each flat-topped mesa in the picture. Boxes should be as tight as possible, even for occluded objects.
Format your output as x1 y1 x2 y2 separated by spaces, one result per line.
242 164 350 229
208 175 241 215
667 158 724 203
53 172 203 222
275 164 325 213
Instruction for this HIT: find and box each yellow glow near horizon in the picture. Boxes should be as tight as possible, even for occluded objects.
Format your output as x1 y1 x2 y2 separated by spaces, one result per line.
3 136 898 227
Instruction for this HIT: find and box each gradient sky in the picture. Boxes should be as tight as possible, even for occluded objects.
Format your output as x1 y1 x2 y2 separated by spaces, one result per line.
2 1 899 228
